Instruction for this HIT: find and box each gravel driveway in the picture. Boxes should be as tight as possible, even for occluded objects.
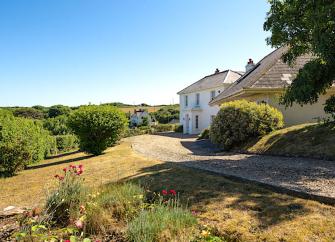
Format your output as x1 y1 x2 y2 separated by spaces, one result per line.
127 133 335 201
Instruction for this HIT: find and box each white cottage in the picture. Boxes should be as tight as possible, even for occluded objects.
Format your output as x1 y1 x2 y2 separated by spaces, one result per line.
177 69 243 134
130 109 155 127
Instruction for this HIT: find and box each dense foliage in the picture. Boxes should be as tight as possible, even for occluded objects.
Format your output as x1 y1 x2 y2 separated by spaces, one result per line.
13 107 45 119
197 128 210 140
324 95 335 121
43 115 71 135
264 0 335 111
48 105 72 118
152 105 179 124
210 100 284 150
0 111 52 175
68 105 128 155
55 135 79 152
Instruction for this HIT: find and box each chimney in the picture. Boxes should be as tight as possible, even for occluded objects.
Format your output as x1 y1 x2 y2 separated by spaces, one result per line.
245 58 255 72
214 68 220 74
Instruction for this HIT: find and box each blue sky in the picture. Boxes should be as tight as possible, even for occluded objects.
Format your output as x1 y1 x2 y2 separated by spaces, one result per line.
0 0 273 107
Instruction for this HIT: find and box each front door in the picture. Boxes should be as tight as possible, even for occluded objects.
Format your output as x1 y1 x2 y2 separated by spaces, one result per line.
185 114 190 134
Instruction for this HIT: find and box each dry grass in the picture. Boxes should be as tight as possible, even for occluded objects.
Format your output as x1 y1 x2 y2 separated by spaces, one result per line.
2 141 335 241
242 123 335 160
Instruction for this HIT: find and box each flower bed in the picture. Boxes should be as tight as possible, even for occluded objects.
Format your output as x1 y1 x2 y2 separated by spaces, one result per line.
13 165 220 242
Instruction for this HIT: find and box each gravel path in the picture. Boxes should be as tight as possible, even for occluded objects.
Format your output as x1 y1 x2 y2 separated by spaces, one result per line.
127 133 335 200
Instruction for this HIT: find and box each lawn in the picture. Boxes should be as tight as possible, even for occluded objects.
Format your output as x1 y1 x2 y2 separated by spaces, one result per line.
2 141 335 241
242 123 335 160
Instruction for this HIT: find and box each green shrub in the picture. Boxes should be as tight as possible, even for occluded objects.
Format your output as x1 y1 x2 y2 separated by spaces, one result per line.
174 124 183 133
46 165 86 226
13 107 45 120
55 135 79 152
68 105 128 155
127 204 197 242
46 135 58 156
0 116 51 175
152 124 175 132
48 105 72 118
43 115 71 135
324 95 335 121
198 128 210 140
210 100 284 150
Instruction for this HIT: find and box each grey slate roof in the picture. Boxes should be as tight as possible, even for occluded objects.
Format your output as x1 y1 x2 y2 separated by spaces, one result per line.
177 70 243 95
210 47 313 105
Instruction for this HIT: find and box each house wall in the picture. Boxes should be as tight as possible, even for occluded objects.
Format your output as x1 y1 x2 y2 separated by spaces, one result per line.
243 92 333 126
179 87 225 134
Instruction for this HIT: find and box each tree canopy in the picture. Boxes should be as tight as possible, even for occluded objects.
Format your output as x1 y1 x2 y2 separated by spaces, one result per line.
264 0 335 109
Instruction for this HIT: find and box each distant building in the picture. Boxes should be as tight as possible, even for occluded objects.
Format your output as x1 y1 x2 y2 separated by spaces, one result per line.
130 109 156 126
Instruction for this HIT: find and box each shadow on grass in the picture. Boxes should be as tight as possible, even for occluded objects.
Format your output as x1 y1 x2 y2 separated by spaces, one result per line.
46 150 81 159
26 154 94 170
118 161 311 229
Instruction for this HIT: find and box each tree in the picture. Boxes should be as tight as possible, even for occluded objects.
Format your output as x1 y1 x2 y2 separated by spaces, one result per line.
153 105 179 124
48 105 72 118
13 107 45 120
68 105 128 155
264 0 335 110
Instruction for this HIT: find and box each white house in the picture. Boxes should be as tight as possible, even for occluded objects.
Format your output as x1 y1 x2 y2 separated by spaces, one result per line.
177 69 243 134
130 109 155 127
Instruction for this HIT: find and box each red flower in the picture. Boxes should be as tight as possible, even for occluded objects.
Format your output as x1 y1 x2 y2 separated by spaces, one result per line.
169 189 176 196
63 167 67 172
54 174 59 178
64 240 70 242
162 190 168 195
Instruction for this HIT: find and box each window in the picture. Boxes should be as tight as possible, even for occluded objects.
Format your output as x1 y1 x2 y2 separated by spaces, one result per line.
185 95 188 106
210 90 216 100
196 93 200 106
195 115 199 129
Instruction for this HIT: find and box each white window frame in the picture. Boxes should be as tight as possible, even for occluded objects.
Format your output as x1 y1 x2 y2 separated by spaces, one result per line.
185 95 188 107
195 115 199 129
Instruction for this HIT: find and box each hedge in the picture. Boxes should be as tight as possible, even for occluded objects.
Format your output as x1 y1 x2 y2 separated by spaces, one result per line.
0 112 52 175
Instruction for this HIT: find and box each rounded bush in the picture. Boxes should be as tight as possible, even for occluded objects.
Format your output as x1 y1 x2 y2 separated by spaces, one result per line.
68 105 128 155
210 100 284 150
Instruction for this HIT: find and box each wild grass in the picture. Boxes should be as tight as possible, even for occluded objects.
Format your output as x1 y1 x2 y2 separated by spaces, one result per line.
127 203 197 242
242 123 335 160
2 140 335 241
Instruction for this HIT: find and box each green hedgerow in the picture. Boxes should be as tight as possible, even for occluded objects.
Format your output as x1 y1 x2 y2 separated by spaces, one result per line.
68 105 128 155
210 100 284 150
0 112 52 175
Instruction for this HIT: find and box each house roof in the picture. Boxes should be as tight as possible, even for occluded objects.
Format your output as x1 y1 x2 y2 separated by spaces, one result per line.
210 46 313 105
177 69 243 95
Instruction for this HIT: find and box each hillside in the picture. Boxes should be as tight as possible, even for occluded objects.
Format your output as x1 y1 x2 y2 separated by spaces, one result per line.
241 123 335 160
